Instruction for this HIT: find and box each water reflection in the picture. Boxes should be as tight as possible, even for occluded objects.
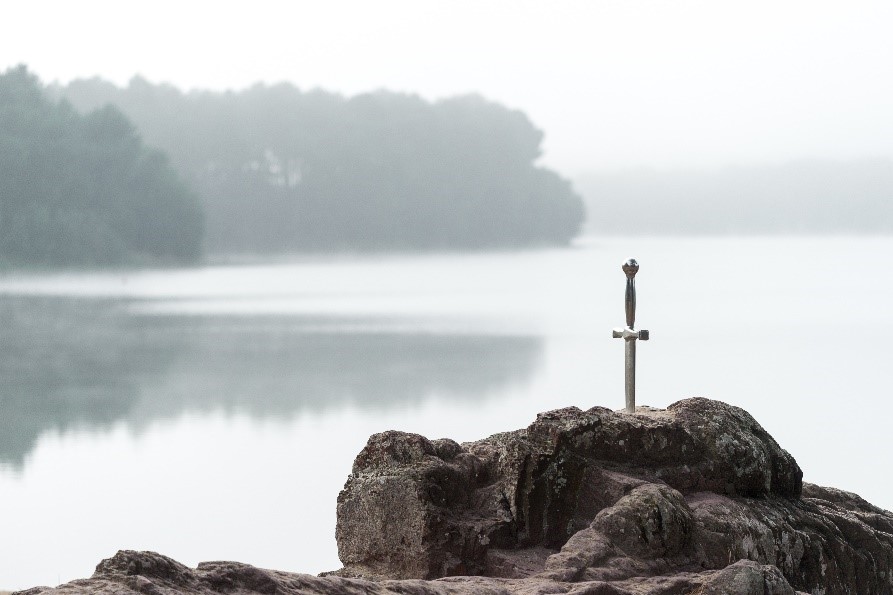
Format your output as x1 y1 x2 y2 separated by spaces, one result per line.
0 296 542 467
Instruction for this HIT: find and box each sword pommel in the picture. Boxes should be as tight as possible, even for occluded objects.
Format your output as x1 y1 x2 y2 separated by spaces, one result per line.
622 258 639 279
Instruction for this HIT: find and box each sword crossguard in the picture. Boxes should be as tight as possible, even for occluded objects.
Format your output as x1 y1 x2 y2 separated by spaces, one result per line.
612 327 649 341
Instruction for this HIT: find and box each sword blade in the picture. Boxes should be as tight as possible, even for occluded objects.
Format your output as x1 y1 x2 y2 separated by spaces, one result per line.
625 338 636 413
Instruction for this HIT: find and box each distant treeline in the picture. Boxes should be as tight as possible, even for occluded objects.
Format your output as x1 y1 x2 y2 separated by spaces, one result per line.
0 66 203 266
52 75 584 254
578 160 893 235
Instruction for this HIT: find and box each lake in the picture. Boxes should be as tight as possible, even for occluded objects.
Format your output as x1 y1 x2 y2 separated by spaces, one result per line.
1 236 891 590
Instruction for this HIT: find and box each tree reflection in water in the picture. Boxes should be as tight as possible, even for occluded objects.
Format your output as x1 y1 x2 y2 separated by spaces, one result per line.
0 296 543 467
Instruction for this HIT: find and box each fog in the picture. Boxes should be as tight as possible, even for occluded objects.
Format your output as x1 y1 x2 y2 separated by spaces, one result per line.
7 1 893 238
0 294 541 468
3 0 893 174
580 159 893 234
3 1 893 590
3 237 893 590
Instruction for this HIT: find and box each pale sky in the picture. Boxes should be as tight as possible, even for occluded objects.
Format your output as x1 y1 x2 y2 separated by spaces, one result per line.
3 0 893 174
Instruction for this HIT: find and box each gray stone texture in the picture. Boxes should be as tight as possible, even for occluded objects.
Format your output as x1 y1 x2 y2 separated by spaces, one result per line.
18 398 893 595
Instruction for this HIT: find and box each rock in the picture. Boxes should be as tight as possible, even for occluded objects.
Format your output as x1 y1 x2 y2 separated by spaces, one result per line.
333 397 890 593
12 550 458 595
697 559 799 595
335 398 803 577
16 398 893 595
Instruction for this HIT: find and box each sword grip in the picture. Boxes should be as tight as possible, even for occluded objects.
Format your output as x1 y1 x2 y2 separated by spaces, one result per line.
625 277 636 328
622 259 639 328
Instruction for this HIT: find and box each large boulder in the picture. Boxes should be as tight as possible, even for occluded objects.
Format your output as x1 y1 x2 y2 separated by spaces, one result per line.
333 398 891 594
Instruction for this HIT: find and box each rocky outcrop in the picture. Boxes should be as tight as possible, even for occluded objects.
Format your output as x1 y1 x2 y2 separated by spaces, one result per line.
16 398 893 595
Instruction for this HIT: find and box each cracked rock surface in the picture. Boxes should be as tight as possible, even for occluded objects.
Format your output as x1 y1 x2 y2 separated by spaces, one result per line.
17 398 893 595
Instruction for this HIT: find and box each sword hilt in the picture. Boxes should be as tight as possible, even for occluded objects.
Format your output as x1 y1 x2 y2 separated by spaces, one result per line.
612 257 649 339
612 259 647 340
622 258 638 328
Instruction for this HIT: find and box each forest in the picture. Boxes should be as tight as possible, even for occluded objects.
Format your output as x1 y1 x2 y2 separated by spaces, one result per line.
0 66 203 266
52 75 585 254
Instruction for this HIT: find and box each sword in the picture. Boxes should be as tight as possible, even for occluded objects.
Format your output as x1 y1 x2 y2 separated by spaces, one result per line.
612 258 649 413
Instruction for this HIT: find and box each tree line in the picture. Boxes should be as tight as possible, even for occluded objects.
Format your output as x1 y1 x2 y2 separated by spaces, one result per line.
0 66 203 266
51 75 584 255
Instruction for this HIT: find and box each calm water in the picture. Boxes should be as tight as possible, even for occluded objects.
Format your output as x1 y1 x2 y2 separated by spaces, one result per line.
1 236 891 590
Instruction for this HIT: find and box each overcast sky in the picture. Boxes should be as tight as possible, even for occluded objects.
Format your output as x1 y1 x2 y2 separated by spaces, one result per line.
3 0 893 174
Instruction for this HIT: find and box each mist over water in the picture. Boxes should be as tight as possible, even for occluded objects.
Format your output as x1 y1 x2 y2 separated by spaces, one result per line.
577 159 893 235
1 236 891 590
4 2 893 592
0 297 542 467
